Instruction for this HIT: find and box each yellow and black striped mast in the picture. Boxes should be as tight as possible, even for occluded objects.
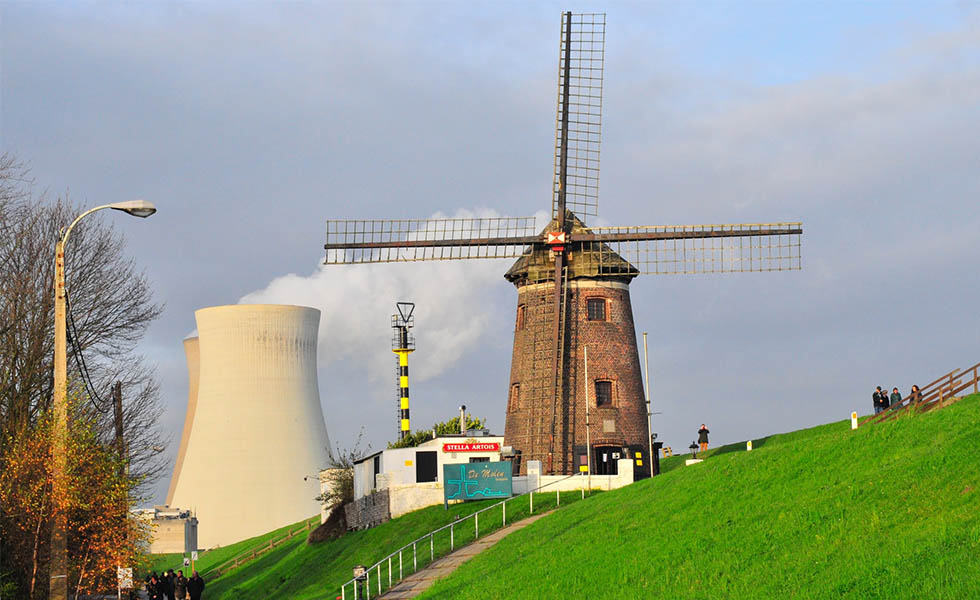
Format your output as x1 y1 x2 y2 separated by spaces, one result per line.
392 302 415 440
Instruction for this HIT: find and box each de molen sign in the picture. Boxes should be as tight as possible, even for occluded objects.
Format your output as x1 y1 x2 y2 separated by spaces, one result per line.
443 460 512 507
442 441 501 453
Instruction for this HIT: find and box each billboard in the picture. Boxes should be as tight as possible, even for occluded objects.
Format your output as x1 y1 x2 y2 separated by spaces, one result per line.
443 461 513 504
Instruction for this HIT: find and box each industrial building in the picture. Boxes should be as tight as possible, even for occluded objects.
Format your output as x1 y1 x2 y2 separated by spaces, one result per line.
167 304 332 548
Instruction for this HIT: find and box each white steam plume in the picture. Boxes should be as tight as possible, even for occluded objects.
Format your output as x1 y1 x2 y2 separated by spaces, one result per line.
238 209 549 386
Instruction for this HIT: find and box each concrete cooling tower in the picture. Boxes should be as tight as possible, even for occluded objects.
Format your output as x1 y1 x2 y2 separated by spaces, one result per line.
168 305 332 549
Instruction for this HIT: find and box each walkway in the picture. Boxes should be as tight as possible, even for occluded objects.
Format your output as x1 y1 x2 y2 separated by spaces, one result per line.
380 510 553 599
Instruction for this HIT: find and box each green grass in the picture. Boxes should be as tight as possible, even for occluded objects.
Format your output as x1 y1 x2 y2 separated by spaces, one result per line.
166 487 584 599
419 394 980 599
142 516 318 577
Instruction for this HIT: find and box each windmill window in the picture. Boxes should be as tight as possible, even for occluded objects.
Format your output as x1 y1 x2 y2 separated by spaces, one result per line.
509 383 520 412
516 304 526 331
587 298 607 321
595 380 613 407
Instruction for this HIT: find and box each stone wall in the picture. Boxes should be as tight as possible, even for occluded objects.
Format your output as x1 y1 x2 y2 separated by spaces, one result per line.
344 489 391 530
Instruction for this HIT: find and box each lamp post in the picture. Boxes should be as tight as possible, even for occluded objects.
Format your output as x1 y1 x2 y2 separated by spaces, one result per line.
50 200 156 600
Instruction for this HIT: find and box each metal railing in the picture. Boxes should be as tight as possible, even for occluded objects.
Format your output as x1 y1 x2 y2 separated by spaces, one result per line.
860 360 980 427
338 472 588 599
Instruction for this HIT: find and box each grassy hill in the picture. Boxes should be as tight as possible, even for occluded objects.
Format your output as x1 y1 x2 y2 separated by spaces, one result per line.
419 394 980 599
146 488 576 598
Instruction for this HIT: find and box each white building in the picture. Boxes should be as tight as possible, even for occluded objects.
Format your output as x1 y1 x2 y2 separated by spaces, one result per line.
135 506 199 554
168 304 332 548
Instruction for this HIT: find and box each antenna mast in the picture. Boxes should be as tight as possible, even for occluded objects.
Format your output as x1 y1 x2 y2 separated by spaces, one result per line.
392 302 416 440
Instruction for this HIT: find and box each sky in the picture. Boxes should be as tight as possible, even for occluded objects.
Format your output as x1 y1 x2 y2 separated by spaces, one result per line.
2 2 978 508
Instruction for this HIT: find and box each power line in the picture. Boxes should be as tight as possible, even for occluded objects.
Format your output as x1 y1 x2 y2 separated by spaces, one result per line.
64 291 111 414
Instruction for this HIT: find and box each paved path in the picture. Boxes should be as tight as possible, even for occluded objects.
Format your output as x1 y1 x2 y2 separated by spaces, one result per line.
380 510 554 599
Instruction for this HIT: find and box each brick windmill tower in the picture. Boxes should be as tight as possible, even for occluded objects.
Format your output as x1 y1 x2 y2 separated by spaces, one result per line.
324 12 802 475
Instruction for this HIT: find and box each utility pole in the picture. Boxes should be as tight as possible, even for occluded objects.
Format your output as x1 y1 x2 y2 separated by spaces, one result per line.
50 239 68 600
643 332 654 478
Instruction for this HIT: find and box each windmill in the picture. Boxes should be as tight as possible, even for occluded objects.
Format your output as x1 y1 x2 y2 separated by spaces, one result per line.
324 12 802 476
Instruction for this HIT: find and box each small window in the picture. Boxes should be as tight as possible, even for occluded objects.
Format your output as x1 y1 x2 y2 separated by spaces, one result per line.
595 380 613 407
516 304 526 331
509 383 520 412
587 298 607 321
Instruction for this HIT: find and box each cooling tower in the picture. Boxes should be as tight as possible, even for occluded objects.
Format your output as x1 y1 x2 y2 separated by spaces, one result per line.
168 305 332 549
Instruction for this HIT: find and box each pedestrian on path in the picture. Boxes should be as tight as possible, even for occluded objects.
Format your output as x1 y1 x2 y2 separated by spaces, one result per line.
698 424 710 453
187 571 205 600
174 569 188 600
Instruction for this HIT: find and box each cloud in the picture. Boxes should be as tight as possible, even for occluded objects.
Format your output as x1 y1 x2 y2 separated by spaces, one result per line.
238 208 550 385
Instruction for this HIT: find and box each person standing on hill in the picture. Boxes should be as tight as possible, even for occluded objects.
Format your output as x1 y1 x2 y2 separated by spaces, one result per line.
873 386 884 414
890 387 902 409
146 575 162 600
910 384 922 404
187 571 205 600
698 424 710 453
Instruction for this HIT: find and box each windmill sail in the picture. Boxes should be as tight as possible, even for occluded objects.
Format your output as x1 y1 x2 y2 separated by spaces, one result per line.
552 12 604 225
579 223 803 275
324 217 538 263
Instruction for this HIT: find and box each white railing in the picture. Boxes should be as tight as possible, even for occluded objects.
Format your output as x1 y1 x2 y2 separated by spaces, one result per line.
338 472 588 599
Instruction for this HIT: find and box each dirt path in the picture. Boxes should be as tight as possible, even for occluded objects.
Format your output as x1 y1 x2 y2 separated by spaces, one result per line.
379 510 553 599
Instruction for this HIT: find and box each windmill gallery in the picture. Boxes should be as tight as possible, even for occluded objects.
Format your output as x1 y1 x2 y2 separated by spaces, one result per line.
323 12 803 477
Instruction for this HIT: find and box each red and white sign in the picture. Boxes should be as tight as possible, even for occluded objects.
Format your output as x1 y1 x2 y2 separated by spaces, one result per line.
546 232 566 245
442 442 501 453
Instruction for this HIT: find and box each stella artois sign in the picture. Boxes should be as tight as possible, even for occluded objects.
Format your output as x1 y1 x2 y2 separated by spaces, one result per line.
442 441 501 453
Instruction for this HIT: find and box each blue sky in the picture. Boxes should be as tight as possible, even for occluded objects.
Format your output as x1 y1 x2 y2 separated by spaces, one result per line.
2 2 978 508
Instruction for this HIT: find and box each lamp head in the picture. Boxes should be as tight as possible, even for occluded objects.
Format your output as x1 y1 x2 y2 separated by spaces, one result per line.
110 200 156 218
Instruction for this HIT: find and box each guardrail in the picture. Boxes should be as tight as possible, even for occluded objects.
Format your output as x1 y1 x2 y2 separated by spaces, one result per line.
860 361 979 427
203 518 316 578
338 472 589 599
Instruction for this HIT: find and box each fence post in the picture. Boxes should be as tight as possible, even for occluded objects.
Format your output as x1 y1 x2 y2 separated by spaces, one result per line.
475 512 479 539
430 533 434 562
974 366 978 394
366 569 370 600
450 523 454 550
413 542 417 572
503 500 506 526
388 557 392 588
399 550 403 580
530 491 534 514
377 565 381 595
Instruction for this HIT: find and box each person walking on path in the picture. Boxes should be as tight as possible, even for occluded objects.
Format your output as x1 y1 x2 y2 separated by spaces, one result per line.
162 569 175 600
698 424 710 453
146 575 162 600
890 387 902 410
873 386 884 414
187 571 205 600
174 570 188 600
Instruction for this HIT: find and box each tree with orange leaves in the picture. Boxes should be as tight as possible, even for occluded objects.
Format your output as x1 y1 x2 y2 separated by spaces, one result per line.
0 395 151 599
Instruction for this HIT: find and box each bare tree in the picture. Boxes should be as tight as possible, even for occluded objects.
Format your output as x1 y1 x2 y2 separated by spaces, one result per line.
0 152 167 490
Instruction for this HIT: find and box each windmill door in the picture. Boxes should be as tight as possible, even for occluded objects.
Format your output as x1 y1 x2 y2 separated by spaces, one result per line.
594 446 619 476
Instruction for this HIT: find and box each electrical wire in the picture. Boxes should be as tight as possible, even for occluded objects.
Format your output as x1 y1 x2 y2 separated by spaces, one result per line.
64 290 112 414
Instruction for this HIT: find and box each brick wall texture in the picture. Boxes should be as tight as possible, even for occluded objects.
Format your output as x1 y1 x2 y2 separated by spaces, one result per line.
503 277 648 475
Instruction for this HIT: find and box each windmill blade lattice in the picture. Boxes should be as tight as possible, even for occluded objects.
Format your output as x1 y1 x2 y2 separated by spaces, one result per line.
580 223 802 275
552 12 605 225
325 217 538 263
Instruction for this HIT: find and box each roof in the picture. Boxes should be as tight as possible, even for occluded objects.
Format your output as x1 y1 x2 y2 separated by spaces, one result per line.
504 211 639 285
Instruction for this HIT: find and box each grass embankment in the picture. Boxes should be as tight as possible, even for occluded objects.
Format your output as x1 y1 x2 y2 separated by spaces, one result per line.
149 489 580 598
143 516 318 577
420 394 980 599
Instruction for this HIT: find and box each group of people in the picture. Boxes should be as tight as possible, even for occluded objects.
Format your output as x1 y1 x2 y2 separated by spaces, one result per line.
872 384 921 414
145 568 205 600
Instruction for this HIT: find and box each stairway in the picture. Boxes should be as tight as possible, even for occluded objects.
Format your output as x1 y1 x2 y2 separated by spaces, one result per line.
861 361 980 427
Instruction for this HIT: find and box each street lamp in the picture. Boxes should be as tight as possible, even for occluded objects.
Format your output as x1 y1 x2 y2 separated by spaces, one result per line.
50 200 156 600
